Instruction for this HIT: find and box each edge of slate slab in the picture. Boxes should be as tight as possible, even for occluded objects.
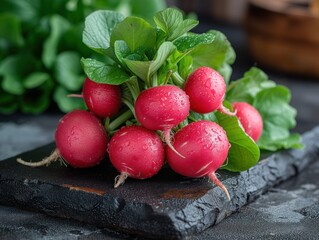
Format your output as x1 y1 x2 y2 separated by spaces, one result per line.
0 126 319 239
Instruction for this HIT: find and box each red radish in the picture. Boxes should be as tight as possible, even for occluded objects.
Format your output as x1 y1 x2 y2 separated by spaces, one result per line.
232 102 263 142
17 110 108 168
134 85 190 157
82 77 122 118
108 125 165 187
166 120 231 200
184 66 234 115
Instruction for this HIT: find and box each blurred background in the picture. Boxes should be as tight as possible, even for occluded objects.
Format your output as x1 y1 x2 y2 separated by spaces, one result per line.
0 0 318 128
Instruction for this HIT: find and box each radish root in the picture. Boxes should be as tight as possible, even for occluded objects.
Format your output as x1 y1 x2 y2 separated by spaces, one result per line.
17 149 60 167
218 104 236 116
114 172 129 188
163 129 185 159
209 171 231 201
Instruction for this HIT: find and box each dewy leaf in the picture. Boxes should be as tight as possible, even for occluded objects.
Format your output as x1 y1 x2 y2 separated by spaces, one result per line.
154 8 198 41
83 10 125 55
254 86 302 151
81 57 129 85
42 15 71 68
55 52 84 91
110 16 156 52
227 67 276 104
173 32 215 52
216 102 260 172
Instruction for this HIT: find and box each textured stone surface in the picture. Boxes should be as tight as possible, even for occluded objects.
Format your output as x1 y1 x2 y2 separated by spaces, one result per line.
0 127 318 239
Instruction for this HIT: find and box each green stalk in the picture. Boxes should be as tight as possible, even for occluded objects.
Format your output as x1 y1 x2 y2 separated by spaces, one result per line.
107 109 133 132
171 71 185 87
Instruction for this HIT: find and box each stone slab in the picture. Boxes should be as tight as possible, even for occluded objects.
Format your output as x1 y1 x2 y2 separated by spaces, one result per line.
0 127 318 239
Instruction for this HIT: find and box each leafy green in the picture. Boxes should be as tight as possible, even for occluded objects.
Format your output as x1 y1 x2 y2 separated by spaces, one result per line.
215 102 260 172
42 15 71 68
81 57 129 85
154 8 198 41
83 10 124 55
110 16 156 53
227 67 276 103
55 51 84 91
226 67 302 151
0 13 23 46
0 0 166 114
253 86 303 151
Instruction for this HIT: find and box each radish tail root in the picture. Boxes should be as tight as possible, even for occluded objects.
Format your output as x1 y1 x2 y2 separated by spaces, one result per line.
218 104 236 116
17 148 60 167
114 172 128 188
163 129 185 159
67 94 83 98
209 171 231 201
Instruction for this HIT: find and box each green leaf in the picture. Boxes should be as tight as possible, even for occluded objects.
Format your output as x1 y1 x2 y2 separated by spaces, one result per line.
173 32 215 52
227 67 276 104
83 10 125 55
81 57 129 85
253 86 302 151
215 102 260 172
24 72 50 89
148 41 175 79
190 30 235 72
42 15 71 68
154 8 198 41
0 54 37 95
0 13 24 46
122 41 175 83
54 86 86 113
110 16 156 52
55 51 84 91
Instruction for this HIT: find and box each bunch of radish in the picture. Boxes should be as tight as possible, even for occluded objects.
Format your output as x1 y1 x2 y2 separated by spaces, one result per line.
18 66 263 201
17 7 300 202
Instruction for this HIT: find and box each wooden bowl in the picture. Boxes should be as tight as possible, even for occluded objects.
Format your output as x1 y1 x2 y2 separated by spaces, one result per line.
246 0 319 78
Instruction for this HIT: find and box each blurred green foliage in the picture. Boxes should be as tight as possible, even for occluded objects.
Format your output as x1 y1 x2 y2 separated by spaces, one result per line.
0 0 166 114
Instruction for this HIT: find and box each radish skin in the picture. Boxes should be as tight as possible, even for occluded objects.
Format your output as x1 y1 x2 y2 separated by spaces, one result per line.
166 120 231 200
184 66 235 116
135 85 190 157
233 102 263 142
108 125 165 187
17 110 108 168
82 77 121 118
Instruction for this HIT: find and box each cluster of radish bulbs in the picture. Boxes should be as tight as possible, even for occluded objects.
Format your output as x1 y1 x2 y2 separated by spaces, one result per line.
17 66 263 200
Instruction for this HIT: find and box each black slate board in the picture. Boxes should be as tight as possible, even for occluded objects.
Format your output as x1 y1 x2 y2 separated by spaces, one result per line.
1 127 319 239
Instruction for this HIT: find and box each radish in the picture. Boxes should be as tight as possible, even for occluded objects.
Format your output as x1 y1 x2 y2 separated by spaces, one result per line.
82 77 122 118
134 85 190 157
232 102 263 142
17 110 108 168
184 66 234 115
166 120 231 200
108 125 165 187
